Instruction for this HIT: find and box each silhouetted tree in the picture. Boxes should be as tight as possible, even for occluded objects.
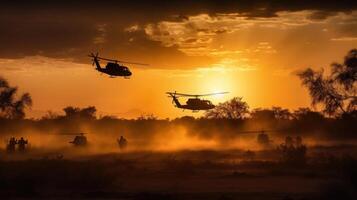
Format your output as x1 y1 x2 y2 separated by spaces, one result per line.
272 107 292 120
298 49 356 116
251 108 275 121
204 97 249 119
137 113 157 120
63 106 97 119
0 76 32 119
173 116 195 122
41 111 60 120
292 107 324 121
251 107 291 120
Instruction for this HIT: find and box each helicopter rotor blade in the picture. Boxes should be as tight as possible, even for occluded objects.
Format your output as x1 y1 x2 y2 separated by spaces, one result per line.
92 56 149 66
88 52 96 58
166 92 228 97
118 61 149 66
88 52 102 67
198 92 229 96
94 57 116 62
166 92 180 98
88 53 100 59
88 53 149 66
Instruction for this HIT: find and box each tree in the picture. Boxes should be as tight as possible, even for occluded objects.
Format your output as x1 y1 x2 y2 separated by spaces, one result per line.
63 106 97 119
251 108 275 121
297 49 357 116
292 107 324 121
137 113 157 120
204 97 249 119
0 76 32 119
250 107 291 120
272 107 292 120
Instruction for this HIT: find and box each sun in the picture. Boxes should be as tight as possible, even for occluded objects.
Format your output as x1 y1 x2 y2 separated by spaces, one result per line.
194 67 233 103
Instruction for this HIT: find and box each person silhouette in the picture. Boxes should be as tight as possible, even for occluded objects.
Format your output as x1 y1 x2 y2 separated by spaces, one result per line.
18 137 28 153
295 136 303 147
6 137 17 153
285 136 294 147
118 136 128 150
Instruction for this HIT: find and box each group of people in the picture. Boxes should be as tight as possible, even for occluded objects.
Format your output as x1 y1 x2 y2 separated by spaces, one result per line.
6 137 28 153
284 136 303 147
5 135 126 153
278 136 307 165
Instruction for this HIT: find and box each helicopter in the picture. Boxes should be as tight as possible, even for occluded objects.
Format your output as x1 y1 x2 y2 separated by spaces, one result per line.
62 133 88 147
166 91 228 112
88 52 148 78
235 130 275 148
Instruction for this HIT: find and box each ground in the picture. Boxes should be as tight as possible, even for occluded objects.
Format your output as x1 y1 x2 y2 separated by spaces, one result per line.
0 145 356 199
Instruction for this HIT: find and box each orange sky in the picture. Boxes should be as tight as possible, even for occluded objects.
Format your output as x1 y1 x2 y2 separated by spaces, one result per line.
0 5 356 119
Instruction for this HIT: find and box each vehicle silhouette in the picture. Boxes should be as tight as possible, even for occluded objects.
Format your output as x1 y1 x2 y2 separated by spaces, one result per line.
88 53 148 78
166 91 228 112
65 133 88 146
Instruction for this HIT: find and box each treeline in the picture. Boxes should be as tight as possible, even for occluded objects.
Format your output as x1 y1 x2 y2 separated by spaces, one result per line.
0 105 356 140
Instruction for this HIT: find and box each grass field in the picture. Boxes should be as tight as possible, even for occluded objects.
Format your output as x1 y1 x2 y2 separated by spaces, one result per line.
0 145 356 199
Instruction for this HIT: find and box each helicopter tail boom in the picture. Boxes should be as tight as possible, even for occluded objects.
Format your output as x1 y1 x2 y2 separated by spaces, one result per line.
89 53 103 71
166 92 182 108
172 96 182 108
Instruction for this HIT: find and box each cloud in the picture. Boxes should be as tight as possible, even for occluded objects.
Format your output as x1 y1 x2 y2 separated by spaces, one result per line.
144 14 249 56
307 10 338 20
93 24 107 44
0 1 355 69
0 56 88 72
330 37 357 41
124 25 140 32
144 11 316 56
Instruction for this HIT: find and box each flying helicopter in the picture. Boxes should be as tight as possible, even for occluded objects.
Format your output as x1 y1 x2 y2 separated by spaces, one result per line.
88 52 148 78
166 91 228 112
60 132 88 147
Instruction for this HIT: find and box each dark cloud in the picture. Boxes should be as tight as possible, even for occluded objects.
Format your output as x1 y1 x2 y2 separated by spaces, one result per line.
307 11 338 20
0 0 356 67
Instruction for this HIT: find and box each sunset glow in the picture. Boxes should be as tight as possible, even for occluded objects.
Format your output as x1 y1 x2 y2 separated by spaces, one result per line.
0 2 355 119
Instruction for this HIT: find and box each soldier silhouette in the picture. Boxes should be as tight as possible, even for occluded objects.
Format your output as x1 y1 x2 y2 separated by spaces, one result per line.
118 136 128 150
17 137 28 153
295 136 303 147
285 136 294 147
6 137 17 153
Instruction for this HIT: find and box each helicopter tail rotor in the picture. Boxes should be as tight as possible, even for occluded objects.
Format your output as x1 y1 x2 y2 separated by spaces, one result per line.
88 52 100 66
166 91 180 106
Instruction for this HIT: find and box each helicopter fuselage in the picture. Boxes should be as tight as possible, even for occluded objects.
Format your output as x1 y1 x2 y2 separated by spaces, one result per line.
69 135 87 146
94 59 132 77
172 96 215 111
89 53 148 77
